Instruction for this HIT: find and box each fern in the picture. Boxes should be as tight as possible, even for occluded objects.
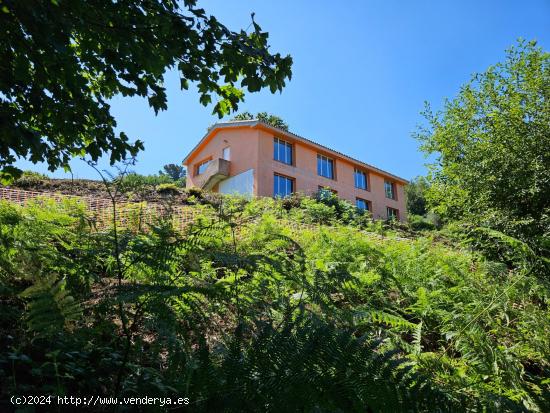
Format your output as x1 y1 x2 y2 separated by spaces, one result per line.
19 274 81 337
186 316 458 412
412 320 423 356
355 309 418 331
1 190 548 411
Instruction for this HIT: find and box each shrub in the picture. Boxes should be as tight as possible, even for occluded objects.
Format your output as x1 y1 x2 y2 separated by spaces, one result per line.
201 191 226 208
175 177 187 187
186 186 204 199
314 188 362 224
425 212 442 229
280 192 306 210
156 183 180 195
300 197 336 224
116 173 173 193
408 214 436 231
351 208 374 228
11 170 49 188
1 192 547 411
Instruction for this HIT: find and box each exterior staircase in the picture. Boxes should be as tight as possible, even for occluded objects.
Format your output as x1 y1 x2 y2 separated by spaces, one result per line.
194 158 230 190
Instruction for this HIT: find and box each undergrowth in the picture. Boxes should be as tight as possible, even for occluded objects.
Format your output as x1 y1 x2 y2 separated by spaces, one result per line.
0 193 548 412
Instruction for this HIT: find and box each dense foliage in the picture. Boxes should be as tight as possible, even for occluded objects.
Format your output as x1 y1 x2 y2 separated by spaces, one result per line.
416 40 549 263
159 164 187 182
405 176 429 216
1 190 548 411
115 172 185 193
0 0 292 182
232 111 289 131
404 177 443 231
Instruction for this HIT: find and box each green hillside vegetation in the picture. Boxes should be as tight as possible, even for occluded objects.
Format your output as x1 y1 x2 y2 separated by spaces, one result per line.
1 39 548 413
0 186 548 412
416 40 549 263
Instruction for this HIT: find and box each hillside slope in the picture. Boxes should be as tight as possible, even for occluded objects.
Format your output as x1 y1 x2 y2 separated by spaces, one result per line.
0 183 548 411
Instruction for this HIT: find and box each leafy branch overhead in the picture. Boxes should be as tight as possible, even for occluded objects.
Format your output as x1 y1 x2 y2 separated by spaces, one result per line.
0 0 293 182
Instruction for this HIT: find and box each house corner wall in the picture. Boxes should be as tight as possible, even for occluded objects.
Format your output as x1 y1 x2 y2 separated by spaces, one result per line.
185 127 261 196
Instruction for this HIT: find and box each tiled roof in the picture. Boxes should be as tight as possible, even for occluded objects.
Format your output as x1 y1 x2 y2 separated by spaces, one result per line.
183 119 409 184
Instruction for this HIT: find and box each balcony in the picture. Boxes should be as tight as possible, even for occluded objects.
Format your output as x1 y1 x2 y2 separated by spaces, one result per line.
194 158 230 190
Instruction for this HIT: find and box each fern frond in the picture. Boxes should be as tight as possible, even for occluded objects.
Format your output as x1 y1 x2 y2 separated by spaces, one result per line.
412 320 423 355
19 274 81 337
355 309 418 331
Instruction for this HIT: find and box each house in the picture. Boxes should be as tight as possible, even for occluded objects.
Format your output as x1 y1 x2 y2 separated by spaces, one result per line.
183 120 408 221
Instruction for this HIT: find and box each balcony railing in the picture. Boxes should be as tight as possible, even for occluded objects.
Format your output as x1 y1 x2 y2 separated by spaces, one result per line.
194 158 230 190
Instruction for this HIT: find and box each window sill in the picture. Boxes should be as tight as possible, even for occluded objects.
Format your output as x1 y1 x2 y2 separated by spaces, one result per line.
273 159 294 167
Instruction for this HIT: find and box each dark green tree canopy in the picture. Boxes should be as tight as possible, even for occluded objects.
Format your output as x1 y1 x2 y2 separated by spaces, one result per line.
416 40 549 252
160 163 186 180
405 176 429 216
0 0 292 182
232 111 289 131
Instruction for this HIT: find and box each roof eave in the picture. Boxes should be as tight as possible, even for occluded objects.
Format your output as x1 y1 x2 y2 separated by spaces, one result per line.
253 122 410 184
182 120 409 184
182 120 259 165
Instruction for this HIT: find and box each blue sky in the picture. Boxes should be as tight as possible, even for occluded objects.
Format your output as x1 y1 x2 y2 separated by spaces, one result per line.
15 0 550 180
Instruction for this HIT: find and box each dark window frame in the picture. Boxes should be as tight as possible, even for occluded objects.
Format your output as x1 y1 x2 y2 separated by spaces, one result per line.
356 197 371 211
384 180 396 200
386 206 399 220
317 154 335 179
273 137 293 165
354 169 369 190
273 173 295 198
196 158 212 175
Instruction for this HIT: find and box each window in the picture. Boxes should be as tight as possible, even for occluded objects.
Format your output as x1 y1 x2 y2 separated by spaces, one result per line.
317 154 334 179
356 198 370 211
274 174 294 197
387 207 399 220
197 159 211 175
274 137 293 165
385 180 396 199
222 146 231 161
354 169 368 190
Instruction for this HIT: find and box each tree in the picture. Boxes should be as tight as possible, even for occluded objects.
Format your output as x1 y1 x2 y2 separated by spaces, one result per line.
159 163 186 181
233 111 289 130
405 176 429 216
416 40 549 253
0 1 292 183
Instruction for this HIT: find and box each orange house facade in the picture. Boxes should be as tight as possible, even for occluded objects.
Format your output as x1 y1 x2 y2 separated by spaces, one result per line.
183 120 408 221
